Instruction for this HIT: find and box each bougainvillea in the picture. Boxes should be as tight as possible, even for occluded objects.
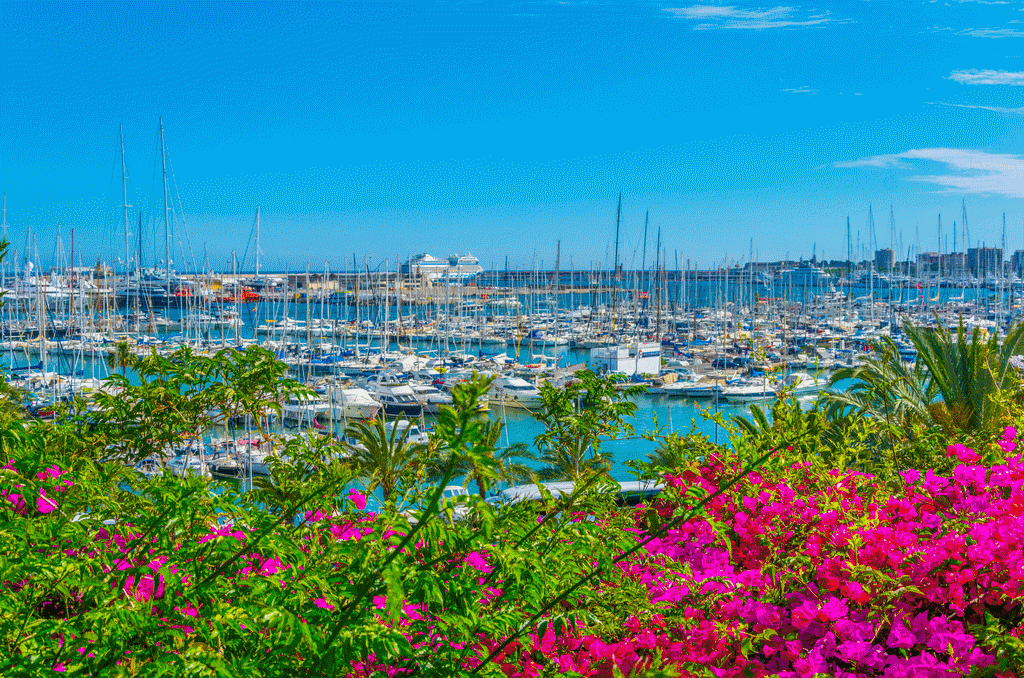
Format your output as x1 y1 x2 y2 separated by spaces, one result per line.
3 354 1024 676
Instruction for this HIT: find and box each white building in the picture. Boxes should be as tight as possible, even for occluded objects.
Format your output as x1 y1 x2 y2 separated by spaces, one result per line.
589 343 661 377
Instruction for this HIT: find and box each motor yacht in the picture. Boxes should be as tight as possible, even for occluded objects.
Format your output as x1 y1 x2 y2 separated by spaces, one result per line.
323 386 381 421
281 393 330 424
366 375 424 416
409 382 453 414
491 376 544 410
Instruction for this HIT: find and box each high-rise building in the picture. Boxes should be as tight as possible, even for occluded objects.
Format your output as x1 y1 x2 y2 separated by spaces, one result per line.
1011 250 1024 275
967 247 1002 275
874 249 895 271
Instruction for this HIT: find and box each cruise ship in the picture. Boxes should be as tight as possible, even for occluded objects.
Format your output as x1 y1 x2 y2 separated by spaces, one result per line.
401 253 483 282
777 262 833 287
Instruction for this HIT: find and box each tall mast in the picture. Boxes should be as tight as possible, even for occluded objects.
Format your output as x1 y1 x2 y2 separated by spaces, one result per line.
641 210 649 294
655 223 662 340
613 192 621 279
999 213 1007 329
937 213 942 308
120 125 132 278
255 206 261 278
160 117 171 291
1 196 6 295
846 216 851 291
612 193 621 336
962 200 970 264
868 205 875 322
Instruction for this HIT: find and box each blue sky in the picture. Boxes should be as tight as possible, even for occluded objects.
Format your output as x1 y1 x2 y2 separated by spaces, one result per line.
4 1 1024 272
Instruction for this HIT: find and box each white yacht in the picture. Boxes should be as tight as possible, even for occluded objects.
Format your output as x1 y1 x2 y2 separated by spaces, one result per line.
777 263 833 286
721 377 774 403
679 380 724 399
366 375 424 416
183 312 243 330
409 382 453 414
776 372 823 397
256 317 307 335
491 376 544 410
384 420 430 446
167 454 211 479
281 393 330 423
323 387 381 421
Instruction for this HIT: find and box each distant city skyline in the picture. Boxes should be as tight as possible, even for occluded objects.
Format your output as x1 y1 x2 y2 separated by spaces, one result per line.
5 1 1024 272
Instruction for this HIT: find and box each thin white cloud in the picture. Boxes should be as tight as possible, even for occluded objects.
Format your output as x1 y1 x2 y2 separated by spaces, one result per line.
932 101 1024 113
781 86 815 93
834 148 1024 197
663 5 845 29
960 27 1024 38
950 69 1024 85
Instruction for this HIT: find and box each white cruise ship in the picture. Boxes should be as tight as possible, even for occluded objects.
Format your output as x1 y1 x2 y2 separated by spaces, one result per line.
401 253 483 282
777 262 833 287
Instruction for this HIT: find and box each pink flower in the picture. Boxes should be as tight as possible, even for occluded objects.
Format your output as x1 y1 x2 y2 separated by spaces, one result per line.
198 524 246 544
886 618 916 649
313 596 335 611
465 551 492 574
947 443 980 463
305 509 327 523
347 489 367 511
36 488 59 515
1000 426 1018 453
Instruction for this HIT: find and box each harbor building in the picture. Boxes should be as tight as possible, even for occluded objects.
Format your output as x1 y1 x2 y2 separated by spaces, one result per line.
590 343 662 377
941 252 966 271
874 249 895 271
917 252 940 271
967 247 1003 276
1012 251 1024 275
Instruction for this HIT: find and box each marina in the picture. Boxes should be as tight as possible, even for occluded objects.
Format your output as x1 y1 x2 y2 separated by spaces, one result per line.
3 243 1019 484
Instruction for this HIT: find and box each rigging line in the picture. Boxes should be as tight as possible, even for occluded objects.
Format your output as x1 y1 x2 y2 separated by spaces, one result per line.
165 153 200 275
236 211 258 275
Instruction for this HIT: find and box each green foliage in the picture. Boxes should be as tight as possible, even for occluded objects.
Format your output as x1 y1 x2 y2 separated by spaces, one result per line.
906 318 1024 433
528 370 643 481
823 319 1024 438
823 334 935 431
7 329 1024 675
85 345 307 464
342 415 427 505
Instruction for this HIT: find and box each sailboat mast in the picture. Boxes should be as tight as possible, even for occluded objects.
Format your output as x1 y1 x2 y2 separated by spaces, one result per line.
255 206 261 279
1 196 6 299
120 125 131 278
655 223 662 340
612 193 621 335
159 117 171 291
641 210 648 294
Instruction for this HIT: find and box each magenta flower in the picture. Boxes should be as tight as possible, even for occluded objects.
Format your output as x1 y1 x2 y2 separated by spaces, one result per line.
464 551 492 574
36 488 59 515
1000 426 1018 453
347 489 367 511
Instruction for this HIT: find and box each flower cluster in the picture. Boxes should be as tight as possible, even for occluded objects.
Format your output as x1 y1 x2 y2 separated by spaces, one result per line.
6 434 1024 677
490 435 1024 676
1 459 73 516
